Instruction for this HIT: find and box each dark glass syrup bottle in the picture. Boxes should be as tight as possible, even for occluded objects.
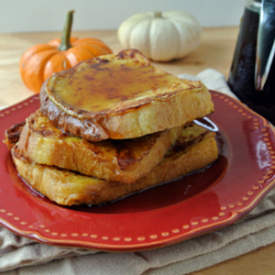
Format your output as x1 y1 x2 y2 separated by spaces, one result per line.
228 0 275 124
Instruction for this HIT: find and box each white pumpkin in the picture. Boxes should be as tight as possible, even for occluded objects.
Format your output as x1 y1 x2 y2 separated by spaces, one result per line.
118 11 202 62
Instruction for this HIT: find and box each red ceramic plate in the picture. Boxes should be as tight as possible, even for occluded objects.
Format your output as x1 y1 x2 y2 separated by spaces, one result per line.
0 91 275 251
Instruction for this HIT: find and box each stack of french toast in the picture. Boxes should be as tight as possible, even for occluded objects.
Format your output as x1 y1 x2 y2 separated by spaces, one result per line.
5 49 218 206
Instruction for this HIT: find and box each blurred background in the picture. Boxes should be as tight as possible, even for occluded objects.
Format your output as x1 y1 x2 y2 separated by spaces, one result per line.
1 0 244 32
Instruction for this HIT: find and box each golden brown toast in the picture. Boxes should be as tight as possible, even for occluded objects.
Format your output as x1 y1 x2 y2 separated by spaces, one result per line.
3 121 25 150
41 49 214 142
11 132 218 206
15 111 188 183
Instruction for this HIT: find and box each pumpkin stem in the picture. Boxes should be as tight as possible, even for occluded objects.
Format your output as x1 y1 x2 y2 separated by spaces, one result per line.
154 11 163 18
59 10 74 51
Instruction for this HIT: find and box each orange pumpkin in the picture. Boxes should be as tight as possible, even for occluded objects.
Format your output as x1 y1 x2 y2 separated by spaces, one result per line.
20 10 112 93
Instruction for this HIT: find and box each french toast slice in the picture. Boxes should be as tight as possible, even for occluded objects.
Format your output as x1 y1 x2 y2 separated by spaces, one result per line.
14 111 193 183
12 111 208 184
41 49 214 142
11 132 218 206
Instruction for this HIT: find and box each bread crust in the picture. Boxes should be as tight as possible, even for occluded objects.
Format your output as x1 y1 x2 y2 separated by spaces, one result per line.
12 132 218 206
41 49 214 141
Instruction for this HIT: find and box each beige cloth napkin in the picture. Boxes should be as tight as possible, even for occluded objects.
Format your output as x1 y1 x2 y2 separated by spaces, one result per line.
1 69 275 274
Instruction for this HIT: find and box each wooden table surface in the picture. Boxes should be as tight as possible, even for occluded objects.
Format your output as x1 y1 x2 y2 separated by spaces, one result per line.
1 27 275 274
